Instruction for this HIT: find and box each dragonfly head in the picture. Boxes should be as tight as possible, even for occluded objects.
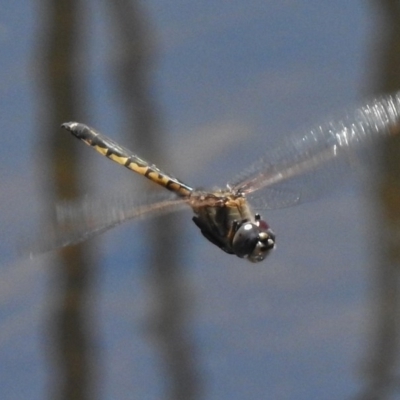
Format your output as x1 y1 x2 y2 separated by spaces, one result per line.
232 215 275 262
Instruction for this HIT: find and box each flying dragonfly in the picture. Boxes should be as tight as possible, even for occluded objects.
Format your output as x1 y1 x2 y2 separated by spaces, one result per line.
50 93 400 262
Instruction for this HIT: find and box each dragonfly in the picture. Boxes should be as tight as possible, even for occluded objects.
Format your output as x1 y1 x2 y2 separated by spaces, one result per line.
50 93 400 262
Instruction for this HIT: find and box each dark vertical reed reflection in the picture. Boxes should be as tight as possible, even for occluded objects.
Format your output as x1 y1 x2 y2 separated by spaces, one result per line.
357 1 400 399
39 2 95 399
107 1 201 399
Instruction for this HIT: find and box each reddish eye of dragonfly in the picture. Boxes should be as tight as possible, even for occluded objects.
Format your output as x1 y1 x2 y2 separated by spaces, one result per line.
257 218 270 231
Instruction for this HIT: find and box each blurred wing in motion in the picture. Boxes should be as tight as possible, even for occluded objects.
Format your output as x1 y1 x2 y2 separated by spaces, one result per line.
27 191 188 256
246 185 302 210
230 93 400 206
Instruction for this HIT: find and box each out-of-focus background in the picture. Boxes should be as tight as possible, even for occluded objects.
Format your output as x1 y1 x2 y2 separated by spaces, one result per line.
1 1 400 399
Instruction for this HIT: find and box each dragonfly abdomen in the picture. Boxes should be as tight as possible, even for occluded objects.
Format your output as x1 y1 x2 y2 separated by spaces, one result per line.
62 122 193 197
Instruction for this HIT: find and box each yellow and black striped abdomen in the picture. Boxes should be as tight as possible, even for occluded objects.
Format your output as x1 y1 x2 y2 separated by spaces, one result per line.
62 122 193 197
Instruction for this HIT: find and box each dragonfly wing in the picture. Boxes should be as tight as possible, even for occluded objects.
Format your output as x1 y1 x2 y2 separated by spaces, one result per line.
230 93 400 201
247 155 358 210
27 191 188 255
247 185 302 210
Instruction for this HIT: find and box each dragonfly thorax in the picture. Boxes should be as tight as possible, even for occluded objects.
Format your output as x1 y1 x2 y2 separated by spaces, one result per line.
190 192 275 262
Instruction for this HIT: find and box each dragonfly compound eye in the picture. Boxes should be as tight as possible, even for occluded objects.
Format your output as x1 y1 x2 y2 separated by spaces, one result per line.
232 222 275 262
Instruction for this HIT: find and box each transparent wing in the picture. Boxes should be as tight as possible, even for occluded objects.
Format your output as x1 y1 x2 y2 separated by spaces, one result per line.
27 191 188 256
246 159 356 210
230 93 400 207
246 185 302 210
